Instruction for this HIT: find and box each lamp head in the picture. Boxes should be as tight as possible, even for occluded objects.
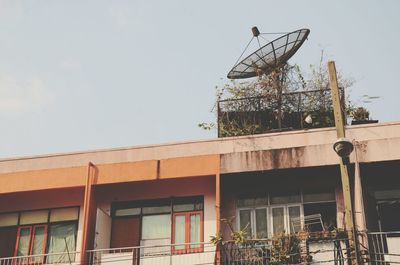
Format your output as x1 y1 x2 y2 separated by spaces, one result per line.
333 138 354 158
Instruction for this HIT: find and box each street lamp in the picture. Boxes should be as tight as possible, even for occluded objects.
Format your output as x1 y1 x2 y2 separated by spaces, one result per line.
333 138 354 164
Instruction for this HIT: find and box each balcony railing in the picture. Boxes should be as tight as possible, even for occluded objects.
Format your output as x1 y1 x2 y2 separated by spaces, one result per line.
368 231 400 265
219 236 352 265
0 251 79 265
87 242 216 265
2 231 400 265
217 88 346 137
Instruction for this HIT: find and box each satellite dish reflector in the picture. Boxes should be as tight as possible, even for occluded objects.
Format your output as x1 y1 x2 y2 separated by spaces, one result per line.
227 28 310 79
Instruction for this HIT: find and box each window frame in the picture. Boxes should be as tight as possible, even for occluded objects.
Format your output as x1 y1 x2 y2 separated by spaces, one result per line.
237 204 303 238
270 204 303 236
0 206 80 261
236 189 337 238
171 211 204 254
14 224 48 264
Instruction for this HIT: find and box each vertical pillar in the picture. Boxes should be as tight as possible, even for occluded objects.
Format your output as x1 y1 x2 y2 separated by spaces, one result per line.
80 162 95 265
215 154 221 264
353 142 369 263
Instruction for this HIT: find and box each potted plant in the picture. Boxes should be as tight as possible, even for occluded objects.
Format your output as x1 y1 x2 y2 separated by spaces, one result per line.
350 107 378 125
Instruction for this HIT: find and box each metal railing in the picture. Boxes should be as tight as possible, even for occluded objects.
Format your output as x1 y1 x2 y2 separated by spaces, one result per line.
87 242 216 265
219 236 351 265
368 231 400 265
0 251 79 265
3 231 400 265
217 88 346 137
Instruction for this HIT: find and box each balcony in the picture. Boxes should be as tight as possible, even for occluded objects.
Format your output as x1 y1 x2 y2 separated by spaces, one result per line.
368 231 400 264
217 88 345 137
87 243 216 265
2 232 399 265
0 251 80 265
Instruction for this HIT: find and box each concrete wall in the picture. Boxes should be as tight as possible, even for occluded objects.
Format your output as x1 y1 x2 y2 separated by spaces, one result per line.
1 122 400 174
1 122 400 196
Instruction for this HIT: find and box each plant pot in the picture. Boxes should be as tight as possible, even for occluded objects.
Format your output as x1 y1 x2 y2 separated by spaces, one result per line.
351 120 379 125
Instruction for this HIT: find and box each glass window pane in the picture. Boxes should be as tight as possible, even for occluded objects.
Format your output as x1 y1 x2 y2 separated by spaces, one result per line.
303 191 335 203
50 207 79 222
270 193 301 205
173 197 204 212
190 214 201 249
20 210 49 225
272 208 285 236
239 210 252 238
255 209 268 239
288 206 301 233
115 208 141 217
255 197 268 206
17 227 31 256
142 214 171 240
194 203 203 211
173 204 194 212
47 223 77 263
0 213 18 227
31 226 46 261
237 198 255 207
142 206 171 215
174 215 185 250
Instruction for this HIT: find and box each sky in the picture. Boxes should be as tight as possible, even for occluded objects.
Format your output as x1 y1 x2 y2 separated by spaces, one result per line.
0 0 399 158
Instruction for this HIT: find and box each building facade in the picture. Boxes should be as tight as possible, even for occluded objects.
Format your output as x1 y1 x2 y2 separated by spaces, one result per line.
1 122 400 264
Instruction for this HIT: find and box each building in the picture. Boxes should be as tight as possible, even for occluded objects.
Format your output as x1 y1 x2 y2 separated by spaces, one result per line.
1 122 400 265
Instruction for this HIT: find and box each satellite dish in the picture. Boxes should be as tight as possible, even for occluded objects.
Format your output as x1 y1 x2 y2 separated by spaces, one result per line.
227 28 310 79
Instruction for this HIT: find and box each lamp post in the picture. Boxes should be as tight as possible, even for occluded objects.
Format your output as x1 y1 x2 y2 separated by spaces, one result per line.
328 61 359 265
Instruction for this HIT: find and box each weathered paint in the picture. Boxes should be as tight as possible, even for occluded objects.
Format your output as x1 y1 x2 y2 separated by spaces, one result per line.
1 122 400 174
159 155 219 179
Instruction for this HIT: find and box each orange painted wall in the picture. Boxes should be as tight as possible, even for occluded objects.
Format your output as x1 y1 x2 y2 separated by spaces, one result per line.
95 160 158 184
0 155 219 195
0 167 87 194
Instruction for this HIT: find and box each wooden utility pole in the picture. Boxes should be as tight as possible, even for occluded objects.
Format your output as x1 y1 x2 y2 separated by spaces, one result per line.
328 61 359 265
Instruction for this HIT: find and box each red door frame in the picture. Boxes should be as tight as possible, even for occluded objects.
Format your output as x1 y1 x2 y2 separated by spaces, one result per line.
14 225 48 264
171 211 204 254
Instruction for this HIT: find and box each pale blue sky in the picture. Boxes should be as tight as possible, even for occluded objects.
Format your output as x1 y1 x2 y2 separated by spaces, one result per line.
0 0 399 158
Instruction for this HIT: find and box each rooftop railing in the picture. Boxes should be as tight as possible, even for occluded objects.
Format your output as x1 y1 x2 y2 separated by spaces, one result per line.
217 88 346 137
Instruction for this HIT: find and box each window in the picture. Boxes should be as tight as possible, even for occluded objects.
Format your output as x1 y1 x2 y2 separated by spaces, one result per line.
14 225 48 263
303 190 336 231
112 196 204 254
172 211 203 254
238 208 268 239
237 190 335 237
47 223 77 263
142 215 171 240
0 207 79 261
